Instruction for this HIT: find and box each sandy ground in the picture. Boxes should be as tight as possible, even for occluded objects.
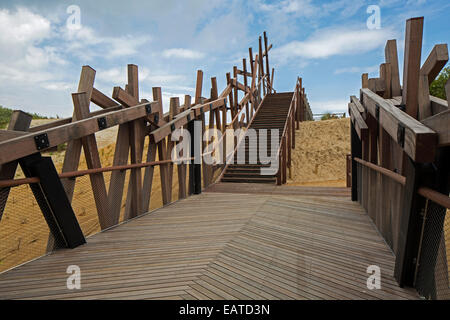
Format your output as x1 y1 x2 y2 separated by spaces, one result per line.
287 118 350 186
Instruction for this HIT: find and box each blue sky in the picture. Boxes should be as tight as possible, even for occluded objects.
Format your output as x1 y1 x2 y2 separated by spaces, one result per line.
0 0 449 118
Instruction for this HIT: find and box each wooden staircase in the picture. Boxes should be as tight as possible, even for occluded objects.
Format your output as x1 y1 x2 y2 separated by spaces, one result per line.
221 92 293 183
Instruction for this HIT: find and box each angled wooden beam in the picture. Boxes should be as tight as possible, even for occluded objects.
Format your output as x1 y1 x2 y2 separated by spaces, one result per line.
0 111 31 221
361 88 437 163
231 78 251 93
421 78 450 146
141 141 156 211
91 88 119 109
0 101 158 166
61 65 96 201
153 87 170 205
385 40 402 97
421 44 449 84
125 64 145 219
262 43 272 57
166 97 180 202
418 44 449 120
402 17 424 119
72 92 109 229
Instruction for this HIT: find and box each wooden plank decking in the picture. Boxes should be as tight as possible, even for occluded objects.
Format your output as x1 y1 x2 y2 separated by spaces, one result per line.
0 184 418 300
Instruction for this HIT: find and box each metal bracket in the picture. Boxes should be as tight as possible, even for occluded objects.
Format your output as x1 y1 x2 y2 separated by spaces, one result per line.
398 104 406 112
97 117 107 130
200 106 204 114
209 103 213 112
145 103 152 114
34 133 49 151
397 123 405 148
187 114 191 122
171 123 176 132
154 114 159 125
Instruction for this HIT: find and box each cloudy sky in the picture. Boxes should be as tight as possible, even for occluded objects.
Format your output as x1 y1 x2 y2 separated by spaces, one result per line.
0 0 448 117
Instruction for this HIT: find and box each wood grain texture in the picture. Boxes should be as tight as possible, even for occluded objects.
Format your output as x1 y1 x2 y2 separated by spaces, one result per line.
402 17 424 119
0 185 418 300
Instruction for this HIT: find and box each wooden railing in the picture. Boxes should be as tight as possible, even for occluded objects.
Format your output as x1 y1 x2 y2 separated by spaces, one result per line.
349 16 450 299
274 76 313 185
0 32 282 271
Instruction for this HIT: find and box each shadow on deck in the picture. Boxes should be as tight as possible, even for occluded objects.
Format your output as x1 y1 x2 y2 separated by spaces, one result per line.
0 183 418 300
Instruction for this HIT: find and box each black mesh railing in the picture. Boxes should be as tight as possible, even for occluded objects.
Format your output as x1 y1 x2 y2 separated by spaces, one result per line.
414 198 450 300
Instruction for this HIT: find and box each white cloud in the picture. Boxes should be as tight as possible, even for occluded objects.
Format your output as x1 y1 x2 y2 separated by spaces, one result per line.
310 99 349 114
162 48 205 59
334 65 379 75
0 7 51 45
273 26 397 64
62 26 150 60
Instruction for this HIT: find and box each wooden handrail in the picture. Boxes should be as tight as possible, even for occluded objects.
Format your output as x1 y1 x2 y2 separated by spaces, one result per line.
417 187 450 209
354 157 406 185
0 158 193 188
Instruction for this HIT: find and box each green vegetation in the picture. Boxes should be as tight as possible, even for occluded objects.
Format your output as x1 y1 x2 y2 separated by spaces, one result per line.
430 66 449 100
0 105 49 129
320 112 340 121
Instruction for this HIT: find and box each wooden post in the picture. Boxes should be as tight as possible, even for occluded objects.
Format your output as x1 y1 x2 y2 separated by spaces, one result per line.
362 73 369 89
258 36 265 96
243 59 250 123
282 136 287 184
61 66 96 201
263 31 270 91
351 120 362 201
226 72 234 119
385 39 402 97
153 87 170 205
124 64 145 219
72 92 109 229
233 66 239 116
402 17 424 119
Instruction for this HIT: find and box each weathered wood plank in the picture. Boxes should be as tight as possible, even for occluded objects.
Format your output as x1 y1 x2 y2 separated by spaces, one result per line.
72 92 109 229
361 88 437 162
402 17 424 119
61 66 96 201
385 40 402 97
348 102 368 141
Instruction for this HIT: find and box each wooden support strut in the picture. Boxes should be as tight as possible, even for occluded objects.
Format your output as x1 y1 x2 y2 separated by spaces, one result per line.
0 111 32 221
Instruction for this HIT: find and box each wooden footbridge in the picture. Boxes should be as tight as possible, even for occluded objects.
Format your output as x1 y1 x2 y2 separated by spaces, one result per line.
0 20 449 300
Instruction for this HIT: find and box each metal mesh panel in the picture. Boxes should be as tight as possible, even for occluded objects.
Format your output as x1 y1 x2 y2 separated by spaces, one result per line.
415 200 450 300
0 184 51 273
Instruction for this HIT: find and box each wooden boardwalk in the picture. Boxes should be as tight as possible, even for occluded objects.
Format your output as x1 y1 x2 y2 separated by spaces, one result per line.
0 184 418 300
